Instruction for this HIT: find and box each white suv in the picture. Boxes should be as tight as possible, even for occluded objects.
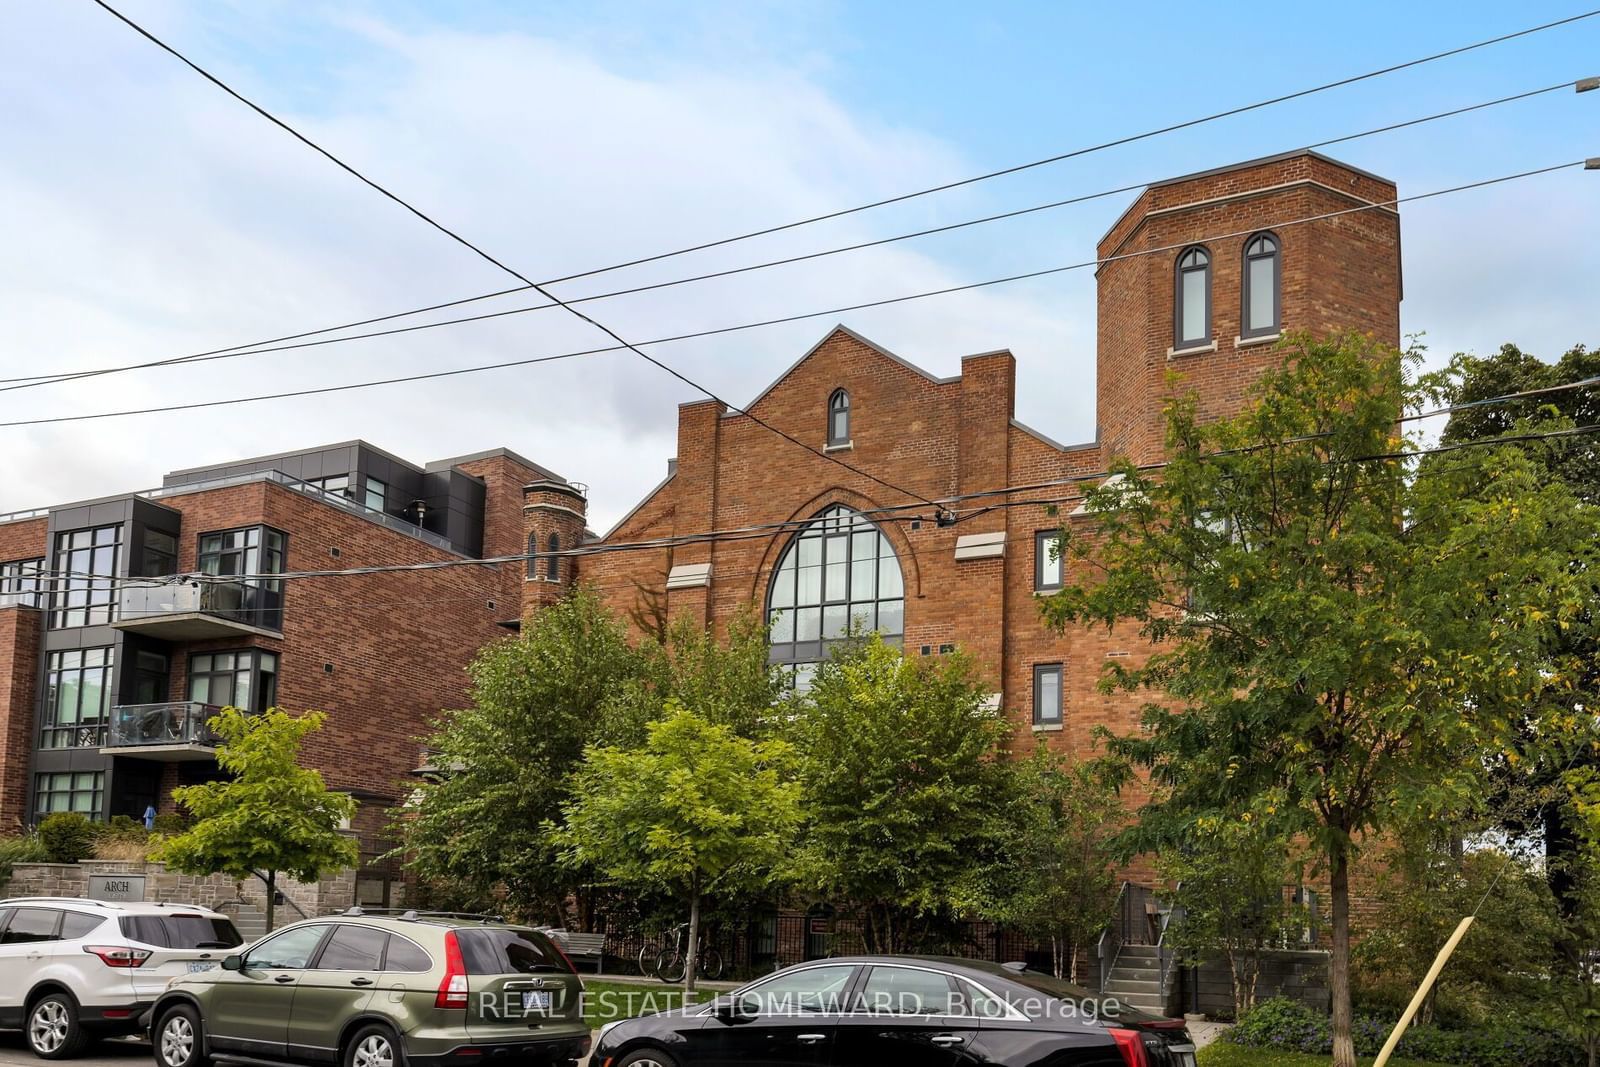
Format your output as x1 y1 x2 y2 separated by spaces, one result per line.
0 897 243 1060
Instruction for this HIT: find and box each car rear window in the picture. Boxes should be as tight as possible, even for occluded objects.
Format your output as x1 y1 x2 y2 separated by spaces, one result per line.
455 928 571 975
121 914 243 949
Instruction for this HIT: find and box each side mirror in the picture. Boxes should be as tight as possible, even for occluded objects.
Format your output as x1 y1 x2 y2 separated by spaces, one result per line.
715 994 760 1021
221 955 243 972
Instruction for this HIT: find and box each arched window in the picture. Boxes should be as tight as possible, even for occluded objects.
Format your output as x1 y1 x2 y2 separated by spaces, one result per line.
1241 233 1280 338
827 389 851 446
1174 246 1211 349
767 505 903 688
545 533 561 582
526 532 538 579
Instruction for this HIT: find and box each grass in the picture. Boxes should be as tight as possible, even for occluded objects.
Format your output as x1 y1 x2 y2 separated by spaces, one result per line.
1198 1043 1454 1067
577 980 713 1030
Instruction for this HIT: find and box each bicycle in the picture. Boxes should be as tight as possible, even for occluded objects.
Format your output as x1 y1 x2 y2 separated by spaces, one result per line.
636 933 666 978
653 922 724 983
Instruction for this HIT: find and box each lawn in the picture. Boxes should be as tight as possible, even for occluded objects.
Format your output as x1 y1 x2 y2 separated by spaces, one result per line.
578 980 712 1030
1198 1043 1453 1067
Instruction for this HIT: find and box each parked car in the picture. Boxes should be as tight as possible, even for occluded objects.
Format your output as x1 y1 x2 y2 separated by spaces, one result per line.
145 909 590 1067
592 955 1197 1067
0 896 243 1060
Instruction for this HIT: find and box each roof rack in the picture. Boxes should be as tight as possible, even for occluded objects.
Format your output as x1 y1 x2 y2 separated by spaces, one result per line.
0 897 126 909
342 907 505 923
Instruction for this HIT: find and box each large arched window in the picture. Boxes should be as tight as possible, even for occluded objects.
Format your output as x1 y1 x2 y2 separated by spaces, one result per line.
827 389 851 446
1174 245 1211 349
1241 233 1280 338
767 505 904 687
545 533 561 582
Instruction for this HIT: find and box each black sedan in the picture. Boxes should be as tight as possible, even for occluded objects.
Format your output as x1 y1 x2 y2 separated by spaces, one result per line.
590 955 1196 1067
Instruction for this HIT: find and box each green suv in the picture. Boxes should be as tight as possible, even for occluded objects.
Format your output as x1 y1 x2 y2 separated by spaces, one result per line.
145 910 589 1067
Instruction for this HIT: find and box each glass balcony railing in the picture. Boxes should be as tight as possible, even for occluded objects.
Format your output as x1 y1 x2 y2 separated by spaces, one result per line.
114 579 283 637
106 702 222 754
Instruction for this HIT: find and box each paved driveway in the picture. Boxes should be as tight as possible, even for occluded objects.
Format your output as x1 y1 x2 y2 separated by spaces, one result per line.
0 1035 149 1067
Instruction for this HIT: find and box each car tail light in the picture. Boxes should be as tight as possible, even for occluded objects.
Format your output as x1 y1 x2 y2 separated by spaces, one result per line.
1109 1028 1151 1067
548 938 577 975
436 931 469 1009
83 945 152 968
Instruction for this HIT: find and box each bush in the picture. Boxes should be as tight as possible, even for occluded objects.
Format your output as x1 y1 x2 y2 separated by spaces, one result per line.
0 834 49 883
1227 997 1585 1067
37 812 98 863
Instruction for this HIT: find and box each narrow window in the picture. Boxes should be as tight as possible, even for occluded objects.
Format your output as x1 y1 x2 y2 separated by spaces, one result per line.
827 389 851 446
1174 246 1211 349
526 533 539 579
364 477 388 512
1242 233 1280 338
42 648 114 749
1033 664 1063 727
546 533 561 582
1034 531 1064 592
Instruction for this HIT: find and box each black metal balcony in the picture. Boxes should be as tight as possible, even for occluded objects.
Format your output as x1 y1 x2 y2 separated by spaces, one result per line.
102 701 222 761
112 580 282 639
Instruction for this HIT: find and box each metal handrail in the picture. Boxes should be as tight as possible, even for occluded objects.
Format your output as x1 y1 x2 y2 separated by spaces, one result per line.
251 871 309 920
1098 880 1131 993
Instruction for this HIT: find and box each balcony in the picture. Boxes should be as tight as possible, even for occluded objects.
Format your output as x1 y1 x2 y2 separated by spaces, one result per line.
112 580 282 640
102 702 222 761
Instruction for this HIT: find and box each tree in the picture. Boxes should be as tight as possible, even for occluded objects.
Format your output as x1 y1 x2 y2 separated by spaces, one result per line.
790 636 1012 953
1158 818 1307 1018
157 706 357 932
1041 332 1598 1067
991 747 1124 982
397 587 639 921
555 703 799 993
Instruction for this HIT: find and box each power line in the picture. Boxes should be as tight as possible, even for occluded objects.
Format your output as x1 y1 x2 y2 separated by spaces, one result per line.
1 159 1586 430
89 0 942 513
7 76 1586 393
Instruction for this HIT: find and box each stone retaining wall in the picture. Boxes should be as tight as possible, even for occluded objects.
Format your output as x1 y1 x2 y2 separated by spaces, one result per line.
2 860 356 915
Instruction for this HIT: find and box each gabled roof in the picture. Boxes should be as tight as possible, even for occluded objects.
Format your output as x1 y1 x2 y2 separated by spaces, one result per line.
734 324 957 418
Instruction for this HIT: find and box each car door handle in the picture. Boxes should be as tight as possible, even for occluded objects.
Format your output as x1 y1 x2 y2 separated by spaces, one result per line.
350 978 373 986
795 1033 827 1045
931 1035 966 1047
273 975 295 984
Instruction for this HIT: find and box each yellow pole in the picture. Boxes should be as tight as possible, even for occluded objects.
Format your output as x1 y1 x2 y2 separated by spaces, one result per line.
1369 915 1475 1067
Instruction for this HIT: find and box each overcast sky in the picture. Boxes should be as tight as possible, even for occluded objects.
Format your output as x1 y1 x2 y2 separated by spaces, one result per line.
2 0 1595 532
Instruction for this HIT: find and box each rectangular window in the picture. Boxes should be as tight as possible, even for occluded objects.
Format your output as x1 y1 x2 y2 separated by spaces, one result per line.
1247 255 1277 333
0 558 45 608
1180 271 1207 345
35 771 103 819
49 524 122 628
189 649 279 712
1034 531 1064 592
1033 664 1063 726
42 647 114 748
140 530 177 578
198 526 286 630
307 474 351 497
363 477 387 512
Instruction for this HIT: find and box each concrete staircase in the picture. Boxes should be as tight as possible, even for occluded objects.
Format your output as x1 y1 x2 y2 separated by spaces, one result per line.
1102 944 1169 1016
227 902 268 944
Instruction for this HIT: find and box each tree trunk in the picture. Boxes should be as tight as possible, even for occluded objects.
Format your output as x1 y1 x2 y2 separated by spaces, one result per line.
1330 847 1355 1067
684 891 701 997
264 870 277 934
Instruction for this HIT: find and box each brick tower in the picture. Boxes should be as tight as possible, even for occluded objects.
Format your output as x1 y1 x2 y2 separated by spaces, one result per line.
521 479 588 620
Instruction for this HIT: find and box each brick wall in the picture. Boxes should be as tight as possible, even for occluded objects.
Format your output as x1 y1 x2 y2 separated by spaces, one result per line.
0 606 41 831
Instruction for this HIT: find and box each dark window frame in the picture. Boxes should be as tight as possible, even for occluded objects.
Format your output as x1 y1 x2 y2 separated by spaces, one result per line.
1032 663 1063 726
197 525 287 630
1 558 46 608
363 477 388 512
34 771 103 820
41 646 115 749
1033 530 1064 592
827 389 851 446
546 533 561 582
526 532 539 579
187 648 280 713
1241 232 1282 339
49 524 123 629
1173 245 1212 350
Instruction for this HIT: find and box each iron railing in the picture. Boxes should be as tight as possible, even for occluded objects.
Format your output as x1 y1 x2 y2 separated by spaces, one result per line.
107 702 222 748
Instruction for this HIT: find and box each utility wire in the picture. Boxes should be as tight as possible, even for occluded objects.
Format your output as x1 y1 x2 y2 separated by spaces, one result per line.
89 0 941 512
1 160 1586 431
6 76 1585 393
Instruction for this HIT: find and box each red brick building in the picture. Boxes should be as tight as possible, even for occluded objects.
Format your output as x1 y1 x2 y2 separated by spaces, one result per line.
530 148 1401 780
0 441 558 868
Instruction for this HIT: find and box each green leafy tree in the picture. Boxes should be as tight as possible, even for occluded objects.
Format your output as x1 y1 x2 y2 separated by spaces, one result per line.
157 706 357 932
555 703 800 993
1158 818 1307 1018
790 636 1012 953
1041 332 1599 1067
990 747 1124 981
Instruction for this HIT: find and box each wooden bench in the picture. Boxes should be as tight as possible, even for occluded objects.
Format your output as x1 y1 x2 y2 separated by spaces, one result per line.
545 929 606 973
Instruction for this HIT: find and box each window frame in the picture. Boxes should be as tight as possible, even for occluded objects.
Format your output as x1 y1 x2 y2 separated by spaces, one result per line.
1173 245 1212 350
1033 530 1064 593
197 525 287 630
41 646 115 749
0 558 45 609
827 389 851 447
1241 232 1281 339
546 533 561 582
49 524 123 629
245 923 332 970
363 477 388 512
187 649 280 713
1032 663 1063 727
34 771 103 820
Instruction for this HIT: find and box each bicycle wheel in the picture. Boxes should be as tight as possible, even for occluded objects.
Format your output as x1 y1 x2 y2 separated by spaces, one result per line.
636 942 661 977
655 948 686 984
699 947 725 981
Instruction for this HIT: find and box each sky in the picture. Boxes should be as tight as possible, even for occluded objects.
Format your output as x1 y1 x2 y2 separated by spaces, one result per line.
1 0 1595 532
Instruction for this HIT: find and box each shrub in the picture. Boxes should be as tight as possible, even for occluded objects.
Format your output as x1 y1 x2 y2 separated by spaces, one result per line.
0 834 49 883
1227 997 1585 1067
37 812 98 863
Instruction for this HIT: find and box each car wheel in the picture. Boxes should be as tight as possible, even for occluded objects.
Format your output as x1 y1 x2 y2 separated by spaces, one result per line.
26 993 89 1060
345 1024 402 1067
616 1050 680 1067
155 1006 210 1067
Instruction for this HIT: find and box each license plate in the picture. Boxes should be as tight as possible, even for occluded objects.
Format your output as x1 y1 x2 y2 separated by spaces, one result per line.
187 962 217 973
522 991 552 1012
